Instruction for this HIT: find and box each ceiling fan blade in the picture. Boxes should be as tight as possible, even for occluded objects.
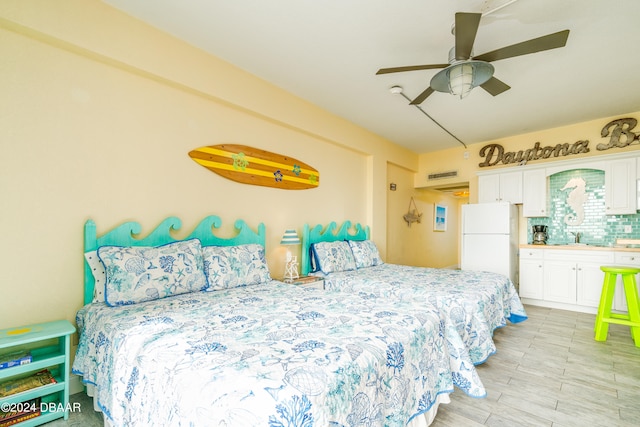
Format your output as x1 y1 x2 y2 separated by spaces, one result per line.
474 29 570 62
410 87 435 105
376 64 448 75
455 12 482 60
480 76 511 96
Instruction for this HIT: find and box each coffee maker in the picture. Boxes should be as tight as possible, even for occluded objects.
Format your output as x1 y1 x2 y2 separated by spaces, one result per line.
532 225 548 245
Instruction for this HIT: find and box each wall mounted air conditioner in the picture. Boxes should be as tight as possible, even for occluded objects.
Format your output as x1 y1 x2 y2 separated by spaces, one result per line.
427 170 458 181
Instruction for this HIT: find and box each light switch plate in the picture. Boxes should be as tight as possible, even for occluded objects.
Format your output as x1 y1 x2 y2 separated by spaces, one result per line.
624 225 633 233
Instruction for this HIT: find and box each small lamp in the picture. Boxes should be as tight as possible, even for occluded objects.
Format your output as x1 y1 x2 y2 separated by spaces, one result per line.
280 228 301 282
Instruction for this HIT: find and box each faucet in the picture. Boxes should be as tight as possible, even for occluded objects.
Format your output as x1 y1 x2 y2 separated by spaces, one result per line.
571 232 581 244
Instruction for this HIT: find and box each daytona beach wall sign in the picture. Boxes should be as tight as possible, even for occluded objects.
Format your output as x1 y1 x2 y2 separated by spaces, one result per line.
478 118 640 167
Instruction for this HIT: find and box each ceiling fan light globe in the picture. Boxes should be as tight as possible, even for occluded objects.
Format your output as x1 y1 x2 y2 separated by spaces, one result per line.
449 63 474 98
430 61 494 98
469 61 494 86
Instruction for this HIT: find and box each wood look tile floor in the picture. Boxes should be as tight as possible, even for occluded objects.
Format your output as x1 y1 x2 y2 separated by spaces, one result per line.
431 305 640 427
47 305 639 426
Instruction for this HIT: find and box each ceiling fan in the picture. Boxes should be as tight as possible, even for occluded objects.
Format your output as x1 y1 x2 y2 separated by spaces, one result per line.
377 12 569 105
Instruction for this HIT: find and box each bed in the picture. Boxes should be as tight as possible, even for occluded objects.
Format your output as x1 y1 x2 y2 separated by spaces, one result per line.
301 221 527 365
72 215 486 427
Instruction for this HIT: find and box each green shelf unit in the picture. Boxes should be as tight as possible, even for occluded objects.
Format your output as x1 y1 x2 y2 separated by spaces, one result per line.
0 320 75 426
1 380 65 405
4 408 67 427
0 351 65 381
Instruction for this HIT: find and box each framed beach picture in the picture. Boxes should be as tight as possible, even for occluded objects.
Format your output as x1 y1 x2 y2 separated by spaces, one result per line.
434 204 447 232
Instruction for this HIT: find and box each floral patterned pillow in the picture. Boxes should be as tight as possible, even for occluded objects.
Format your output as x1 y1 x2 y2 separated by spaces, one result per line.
311 241 357 274
348 239 383 268
98 239 207 306
202 244 271 291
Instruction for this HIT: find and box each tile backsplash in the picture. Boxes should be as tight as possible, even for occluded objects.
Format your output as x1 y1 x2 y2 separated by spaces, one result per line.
526 169 640 246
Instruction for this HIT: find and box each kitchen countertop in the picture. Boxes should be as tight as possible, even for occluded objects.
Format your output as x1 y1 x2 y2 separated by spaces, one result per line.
520 244 640 253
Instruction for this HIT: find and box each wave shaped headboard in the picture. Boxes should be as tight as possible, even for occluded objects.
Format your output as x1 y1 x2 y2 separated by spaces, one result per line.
83 215 265 304
301 221 370 276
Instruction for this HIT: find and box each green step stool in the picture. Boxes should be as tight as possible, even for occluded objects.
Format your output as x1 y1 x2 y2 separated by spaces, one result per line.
594 266 640 347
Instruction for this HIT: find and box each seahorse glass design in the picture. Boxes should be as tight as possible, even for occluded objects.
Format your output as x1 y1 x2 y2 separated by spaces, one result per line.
561 177 587 225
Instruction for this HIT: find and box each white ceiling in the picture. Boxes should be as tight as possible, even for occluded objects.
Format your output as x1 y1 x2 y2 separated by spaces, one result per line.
103 0 640 153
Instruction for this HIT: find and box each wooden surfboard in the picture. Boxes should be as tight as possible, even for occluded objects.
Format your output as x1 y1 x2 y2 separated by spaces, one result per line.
189 144 320 190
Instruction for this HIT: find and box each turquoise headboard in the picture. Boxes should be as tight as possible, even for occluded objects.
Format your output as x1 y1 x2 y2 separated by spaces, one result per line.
301 221 370 276
83 215 265 305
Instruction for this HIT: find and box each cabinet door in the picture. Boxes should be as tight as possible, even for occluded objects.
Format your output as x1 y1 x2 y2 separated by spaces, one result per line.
543 260 577 304
499 171 523 204
605 158 637 215
522 169 548 217
478 174 500 203
519 259 544 299
478 172 523 203
576 262 606 307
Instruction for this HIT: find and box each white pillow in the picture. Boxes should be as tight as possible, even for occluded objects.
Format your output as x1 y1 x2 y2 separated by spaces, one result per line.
84 250 106 303
98 239 207 306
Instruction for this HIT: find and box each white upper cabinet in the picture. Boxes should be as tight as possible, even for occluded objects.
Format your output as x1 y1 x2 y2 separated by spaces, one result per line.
476 153 638 212
478 174 500 203
604 158 637 215
478 171 522 204
522 169 548 217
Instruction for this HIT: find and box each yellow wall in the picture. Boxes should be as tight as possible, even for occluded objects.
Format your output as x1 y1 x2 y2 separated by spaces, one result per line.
0 0 418 329
386 163 461 268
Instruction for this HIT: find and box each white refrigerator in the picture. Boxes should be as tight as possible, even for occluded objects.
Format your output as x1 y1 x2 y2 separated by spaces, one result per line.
461 202 519 285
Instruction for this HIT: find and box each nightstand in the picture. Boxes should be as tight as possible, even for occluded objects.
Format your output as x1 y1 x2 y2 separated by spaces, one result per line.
0 320 75 426
287 276 325 290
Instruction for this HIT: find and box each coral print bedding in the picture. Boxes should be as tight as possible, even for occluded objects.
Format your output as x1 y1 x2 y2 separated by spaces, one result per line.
97 239 208 306
312 264 527 364
202 243 271 290
73 282 485 426
302 223 527 367
76 216 497 426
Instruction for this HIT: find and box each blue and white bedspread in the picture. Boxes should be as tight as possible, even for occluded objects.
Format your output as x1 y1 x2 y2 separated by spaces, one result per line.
314 265 527 365
73 281 485 427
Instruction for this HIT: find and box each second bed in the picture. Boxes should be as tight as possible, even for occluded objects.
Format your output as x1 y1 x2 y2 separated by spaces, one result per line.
302 221 527 365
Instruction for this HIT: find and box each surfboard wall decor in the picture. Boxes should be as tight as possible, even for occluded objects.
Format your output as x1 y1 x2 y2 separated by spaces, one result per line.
188 144 320 190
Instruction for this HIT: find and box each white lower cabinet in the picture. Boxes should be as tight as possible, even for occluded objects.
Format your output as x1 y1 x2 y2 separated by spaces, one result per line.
519 249 544 299
519 248 614 312
577 262 611 307
543 260 578 304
